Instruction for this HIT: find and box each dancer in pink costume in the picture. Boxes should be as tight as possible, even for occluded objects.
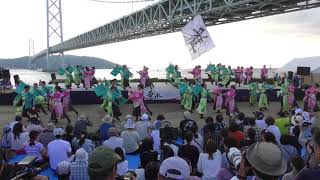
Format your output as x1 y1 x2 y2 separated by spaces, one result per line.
212 83 223 113
137 66 150 88
245 67 254 84
304 85 317 112
129 84 152 120
189 65 202 83
260 65 268 82
225 85 236 117
83 67 94 89
62 85 78 116
49 86 71 123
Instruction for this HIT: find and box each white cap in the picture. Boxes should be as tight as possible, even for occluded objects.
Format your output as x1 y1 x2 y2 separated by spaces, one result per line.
75 148 88 161
294 109 303 115
53 128 64 136
159 157 190 180
141 113 149 121
302 111 310 121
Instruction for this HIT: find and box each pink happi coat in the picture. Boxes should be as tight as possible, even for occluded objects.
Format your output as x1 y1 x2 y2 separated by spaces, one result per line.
234 68 241 82
138 70 149 87
212 87 223 110
245 68 253 84
51 91 64 118
225 89 236 115
191 67 202 82
304 86 317 112
260 67 268 79
288 84 296 108
84 70 94 88
63 89 71 112
90 69 96 81
129 89 147 113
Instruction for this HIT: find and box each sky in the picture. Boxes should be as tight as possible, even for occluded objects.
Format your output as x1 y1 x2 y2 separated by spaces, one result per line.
1 0 320 69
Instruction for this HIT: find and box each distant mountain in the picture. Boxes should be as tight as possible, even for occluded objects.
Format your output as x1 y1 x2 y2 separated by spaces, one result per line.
280 56 320 72
0 55 118 69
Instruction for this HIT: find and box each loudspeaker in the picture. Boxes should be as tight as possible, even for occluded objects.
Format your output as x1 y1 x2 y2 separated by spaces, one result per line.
0 69 10 79
288 71 293 80
13 75 20 84
297 67 310 76
51 73 56 81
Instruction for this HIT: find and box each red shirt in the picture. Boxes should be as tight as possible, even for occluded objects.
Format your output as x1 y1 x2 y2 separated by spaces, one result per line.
228 131 244 148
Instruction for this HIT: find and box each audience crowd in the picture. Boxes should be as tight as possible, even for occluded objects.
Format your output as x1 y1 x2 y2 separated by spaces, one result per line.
1 109 320 180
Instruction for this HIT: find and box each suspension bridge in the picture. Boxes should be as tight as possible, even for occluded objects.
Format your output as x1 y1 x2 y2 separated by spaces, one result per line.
33 0 320 64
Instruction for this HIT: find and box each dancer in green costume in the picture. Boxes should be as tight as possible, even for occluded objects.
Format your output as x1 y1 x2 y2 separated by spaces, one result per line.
196 83 212 118
172 65 181 87
120 65 133 89
258 85 269 111
73 65 83 88
280 82 289 114
248 82 258 106
180 79 193 111
32 83 47 115
221 65 231 87
165 64 175 84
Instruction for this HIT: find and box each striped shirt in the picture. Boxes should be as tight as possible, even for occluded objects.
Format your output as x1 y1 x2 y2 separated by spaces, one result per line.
24 141 45 162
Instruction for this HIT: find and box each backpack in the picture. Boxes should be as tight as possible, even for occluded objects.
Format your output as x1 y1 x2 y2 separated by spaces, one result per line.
1 125 12 149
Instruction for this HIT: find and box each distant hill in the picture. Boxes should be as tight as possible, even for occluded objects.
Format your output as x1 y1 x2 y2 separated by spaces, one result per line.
0 55 118 69
280 56 320 72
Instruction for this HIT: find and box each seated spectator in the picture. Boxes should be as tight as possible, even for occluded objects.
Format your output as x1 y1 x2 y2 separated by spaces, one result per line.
11 122 29 154
152 114 165 130
282 156 305 180
56 160 71 180
140 137 158 168
299 119 312 148
38 123 56 147
115 147 128 176
144 161 160 180
98 115 114 142
201 116 215 145
48 128 72 170
178 131 200 173
232 142 287 180
136 114 151 140
227 122 244 148
62 125 74 146
1 125 12 151
24 130 47 167
69 148 89 180
87 146 120 180
150 117 162 153
25 116 43 133
216 147 241 180
262 130 277 144
235 112 245 131
240 128 256 148
9 115 23 131
280 134 298 163
197 139 222 179
180 111 198 138
290 113 303 135
254 111 267 129
121 119 141 154
295 130 320 180
221 137 237 169
275 116 290 135
191 127 204 153
103 127 125 153
73 115 92 138
158 157 190 180
266 116 281 144
244 117 262 141
72 131 94 154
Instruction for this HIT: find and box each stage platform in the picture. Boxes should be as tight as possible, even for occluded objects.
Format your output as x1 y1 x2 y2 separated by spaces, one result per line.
0 82 304 105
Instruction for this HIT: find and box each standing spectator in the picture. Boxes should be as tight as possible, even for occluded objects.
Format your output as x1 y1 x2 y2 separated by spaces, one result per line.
197 140 222 180
103 127 125 153
11 122 29 154
180 111 198 138
121 119 141 154
69 148 89 180
25 116 43 133
62 125 74 146
136 114 151 140
48 128 72 170
38 123 56 147
178 131 200 173
98 115 114 142
87 146 120 180
24 130 47 166
282 156 305 180
158 157 190 180
72 131 94 154
255 111 267 129
266 116 281 144
114 147 128 176
73 115 92 138
227 122 244 148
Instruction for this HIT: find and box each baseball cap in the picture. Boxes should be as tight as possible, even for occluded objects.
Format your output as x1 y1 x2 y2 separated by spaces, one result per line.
53 128 64 137
294 109 303 115
141 113 149 121
159 157 190 180
88 146 120 175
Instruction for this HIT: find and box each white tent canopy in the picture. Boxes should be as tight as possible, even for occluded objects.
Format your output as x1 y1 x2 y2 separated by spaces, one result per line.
280 57 320 73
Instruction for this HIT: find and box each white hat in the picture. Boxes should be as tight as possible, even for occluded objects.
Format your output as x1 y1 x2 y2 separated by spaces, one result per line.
141 114 149 121
159 157 190 180
294 109 303 115
183 111 192 119
291 115 304 126
75 148 88 162
125 115 132 120
302 111 310 121
227 147 242 169
102 115 113 123
78 114 87 121
124 119 136 129
53 128 64 136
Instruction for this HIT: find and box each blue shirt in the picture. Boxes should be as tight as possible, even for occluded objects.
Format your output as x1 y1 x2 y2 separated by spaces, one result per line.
98 123 113 141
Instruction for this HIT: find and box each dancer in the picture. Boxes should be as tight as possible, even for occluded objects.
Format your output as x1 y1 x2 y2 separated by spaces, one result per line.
234 66 242 87
212 83 223 113
288 82 297 110
221 65 232 87
165 64 175 84
303 85 317 112
73 65 83 88
260 65 268 82
172 65 181 87
273 73 280 87
205 64 218 85
225 85 236 117
189 65 202 83
49 86 70 123
21 85 36 120
258 84 269 111
83 67 93 89
180 79 193 111
63 85 79 117
129 84 151 120
99 83 113 117
138 66 154 89
245 66 254 85
248 81 258 106
32 83 47 115
279 82 289 114
196 83 211 118
120 65 133 89
90 67 99 87
110 80 126 120
64 66 74 87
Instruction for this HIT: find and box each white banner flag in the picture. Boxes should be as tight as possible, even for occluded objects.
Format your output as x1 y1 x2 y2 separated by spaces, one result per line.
182 15 215 60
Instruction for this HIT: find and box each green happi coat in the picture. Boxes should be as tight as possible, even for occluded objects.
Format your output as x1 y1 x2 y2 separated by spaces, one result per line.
100 88 113 117
280 83 289 112
248 82 258 105
13 94 23 115
258 86 268 109
197 88 211 115
221 67 231 86
73 67 82 85
172 69 181 86
32 88 45 105
120 68 133 88
165 64 175 82
22 91 34 110
181 85 193 111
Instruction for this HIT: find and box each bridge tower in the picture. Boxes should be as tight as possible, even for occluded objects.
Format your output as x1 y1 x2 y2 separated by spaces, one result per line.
46 0 64 69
